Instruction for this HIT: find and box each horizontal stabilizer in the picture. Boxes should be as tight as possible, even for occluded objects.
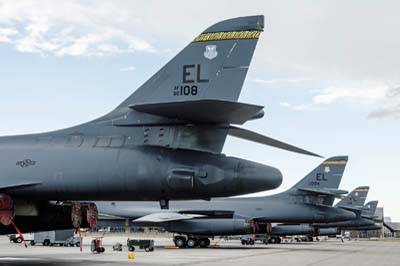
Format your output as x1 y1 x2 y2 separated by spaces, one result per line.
97 213 127 220
0 181 41 191
362 215 379 220
338 205 365 213
179 210 234 218
298 188 348 198
228 126 323 157
133 212 193 223
129 100 264 124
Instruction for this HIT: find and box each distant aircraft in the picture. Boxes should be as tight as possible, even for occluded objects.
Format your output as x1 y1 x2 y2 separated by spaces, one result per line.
269 188 381 242
96 156 356 248
0 15 322 235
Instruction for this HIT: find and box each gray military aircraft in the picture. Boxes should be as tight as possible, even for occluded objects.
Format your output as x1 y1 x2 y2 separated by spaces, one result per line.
268 186 370 241
96 156 356 248
0 15 323 235
268 188 381 242
315 201 381 237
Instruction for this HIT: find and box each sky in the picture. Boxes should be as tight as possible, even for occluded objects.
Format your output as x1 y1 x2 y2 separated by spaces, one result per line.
0 0 399 220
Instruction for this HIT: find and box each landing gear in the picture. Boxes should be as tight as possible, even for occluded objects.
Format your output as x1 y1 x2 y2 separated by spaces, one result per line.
198 238 210 248
160 199 169 210
174 236 186 248
173 236 211 248
268 237 281 244
241 239 255 245
186 238 197 248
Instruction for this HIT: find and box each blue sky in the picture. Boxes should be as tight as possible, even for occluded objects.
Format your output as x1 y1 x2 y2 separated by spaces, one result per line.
0 0 399 220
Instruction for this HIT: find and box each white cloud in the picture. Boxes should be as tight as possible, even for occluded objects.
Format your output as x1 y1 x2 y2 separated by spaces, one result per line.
119 66 136 72
0 0 155 56
312 84 387 105
368 86 400 119
279 102 323 111
253 77 314 84
0 27 18 42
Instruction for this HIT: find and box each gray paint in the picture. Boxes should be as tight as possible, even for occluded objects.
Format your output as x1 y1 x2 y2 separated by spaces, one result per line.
96 156 357 236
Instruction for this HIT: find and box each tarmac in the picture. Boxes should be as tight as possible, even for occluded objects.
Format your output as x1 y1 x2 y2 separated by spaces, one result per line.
0 236 399 266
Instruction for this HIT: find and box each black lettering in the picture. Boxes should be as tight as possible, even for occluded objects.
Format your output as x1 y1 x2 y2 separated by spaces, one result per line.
183 65 195 83
183 85 191 95
191 85 198 95
196 64 209 83
316 173 326 181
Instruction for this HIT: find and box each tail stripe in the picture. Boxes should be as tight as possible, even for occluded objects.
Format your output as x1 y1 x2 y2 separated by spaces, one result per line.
193 30 262 42
322 161 347 165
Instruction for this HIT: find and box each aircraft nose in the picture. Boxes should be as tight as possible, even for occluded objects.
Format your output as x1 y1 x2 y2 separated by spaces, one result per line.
236 160 283 193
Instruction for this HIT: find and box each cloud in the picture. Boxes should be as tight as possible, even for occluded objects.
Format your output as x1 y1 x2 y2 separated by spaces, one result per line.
119 66 136 72
368 86 400 119
0 27 18 42
0 0 155 56
252 77 314 84
279 102 323 111
312 84 387 105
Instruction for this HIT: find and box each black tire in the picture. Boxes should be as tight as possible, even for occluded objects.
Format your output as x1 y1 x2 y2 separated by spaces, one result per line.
76 242 80 247
198 239 208 248
269 238 276 244
175 238 186 248
129 246 135 252
149 247 154 252
16 237 22 243
276 238 282 244
43 240 50 246
249 239 255 245
30 241 35 246
186 238 197 248
241 240 246 245
145 247 150 252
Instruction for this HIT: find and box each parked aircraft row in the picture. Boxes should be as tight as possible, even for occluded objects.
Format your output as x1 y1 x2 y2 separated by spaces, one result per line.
95 158 381 247
0 15 381 248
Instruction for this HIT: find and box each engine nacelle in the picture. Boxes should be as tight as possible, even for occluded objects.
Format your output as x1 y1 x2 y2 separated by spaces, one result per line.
318 228 339 236
270 224 316 236
0 194 14 226
165 218 254 236
0 200 98 235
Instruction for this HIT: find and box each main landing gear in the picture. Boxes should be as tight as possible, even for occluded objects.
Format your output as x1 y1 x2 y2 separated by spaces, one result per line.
173 236 211 248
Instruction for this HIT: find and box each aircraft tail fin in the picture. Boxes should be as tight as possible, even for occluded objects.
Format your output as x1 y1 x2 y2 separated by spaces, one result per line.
289 156 348 206
362 200 379 218
118 15 264 110
292 156 348 190
335 186 369 208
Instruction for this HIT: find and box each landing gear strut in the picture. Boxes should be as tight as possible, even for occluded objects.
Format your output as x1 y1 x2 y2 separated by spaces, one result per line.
160 199 169 210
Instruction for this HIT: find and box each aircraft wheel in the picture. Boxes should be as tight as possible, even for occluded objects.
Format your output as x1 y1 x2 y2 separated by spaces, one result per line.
186 238 197 248
198 238 209 248
174 237 186 248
